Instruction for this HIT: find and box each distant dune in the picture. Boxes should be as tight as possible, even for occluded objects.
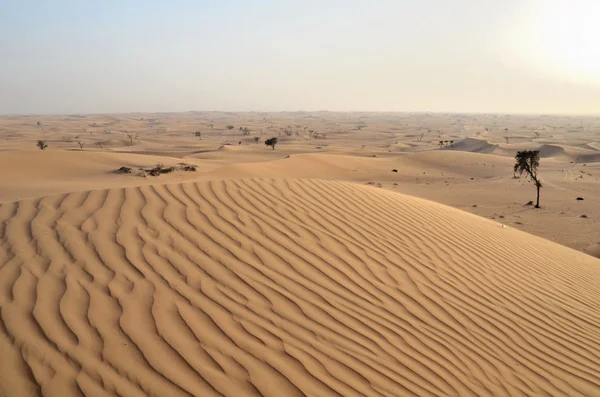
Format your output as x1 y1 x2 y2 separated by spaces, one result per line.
1 179 599 396
448 138 600 162
448 137 497 154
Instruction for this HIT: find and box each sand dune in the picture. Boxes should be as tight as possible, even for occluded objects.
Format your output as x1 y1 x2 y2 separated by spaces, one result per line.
576 152 600 164
448 138 600 163
1 178 600 396
448 138 497 154
536 144 567 159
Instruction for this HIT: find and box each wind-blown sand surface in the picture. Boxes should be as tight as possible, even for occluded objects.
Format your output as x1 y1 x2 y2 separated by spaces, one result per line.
1 112 600 396
1 179 600 397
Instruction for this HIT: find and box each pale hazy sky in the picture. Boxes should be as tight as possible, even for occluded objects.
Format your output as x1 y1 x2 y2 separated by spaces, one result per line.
1 0 599 114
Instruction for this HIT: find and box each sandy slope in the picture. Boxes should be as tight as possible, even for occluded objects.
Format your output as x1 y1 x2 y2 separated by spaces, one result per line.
1 178 599 397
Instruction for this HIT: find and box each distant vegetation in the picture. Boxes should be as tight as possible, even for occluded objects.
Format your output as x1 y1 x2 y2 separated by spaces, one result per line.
116 162 197 177
126 133 140 146
37 140 47 150
265 137 278 150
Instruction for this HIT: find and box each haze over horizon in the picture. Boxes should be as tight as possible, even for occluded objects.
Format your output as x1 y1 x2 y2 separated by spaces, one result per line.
2 0 599 115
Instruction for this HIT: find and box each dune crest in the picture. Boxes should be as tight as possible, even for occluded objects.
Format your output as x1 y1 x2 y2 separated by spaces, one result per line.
1 178 600 396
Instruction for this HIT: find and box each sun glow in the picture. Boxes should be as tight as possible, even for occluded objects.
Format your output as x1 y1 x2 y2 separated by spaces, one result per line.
513 0 600 84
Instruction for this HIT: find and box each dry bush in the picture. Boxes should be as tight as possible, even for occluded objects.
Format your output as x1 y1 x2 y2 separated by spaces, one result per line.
115 166 132 174
147 163 175 176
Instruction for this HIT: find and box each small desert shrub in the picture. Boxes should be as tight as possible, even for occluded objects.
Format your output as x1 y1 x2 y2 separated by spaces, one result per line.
178 163 198 172
115 166 132 174
37 140 48 150
147 163 175 176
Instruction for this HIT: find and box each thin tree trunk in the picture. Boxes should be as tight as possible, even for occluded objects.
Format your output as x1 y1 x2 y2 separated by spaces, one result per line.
535 183 540 208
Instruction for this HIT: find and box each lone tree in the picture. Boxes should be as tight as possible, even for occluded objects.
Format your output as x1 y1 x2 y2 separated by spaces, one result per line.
514 150 542 208
254 136 260 144
226 125 234 132
37 140 48 150
265 137 278 150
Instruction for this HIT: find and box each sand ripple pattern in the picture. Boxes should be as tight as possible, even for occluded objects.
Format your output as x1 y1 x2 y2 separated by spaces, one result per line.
1 179 600 397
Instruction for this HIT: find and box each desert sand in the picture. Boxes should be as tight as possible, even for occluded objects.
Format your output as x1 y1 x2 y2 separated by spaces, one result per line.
1 112 600 396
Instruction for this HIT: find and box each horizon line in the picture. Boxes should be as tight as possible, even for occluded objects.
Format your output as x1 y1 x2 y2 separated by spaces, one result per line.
3 110 600 118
